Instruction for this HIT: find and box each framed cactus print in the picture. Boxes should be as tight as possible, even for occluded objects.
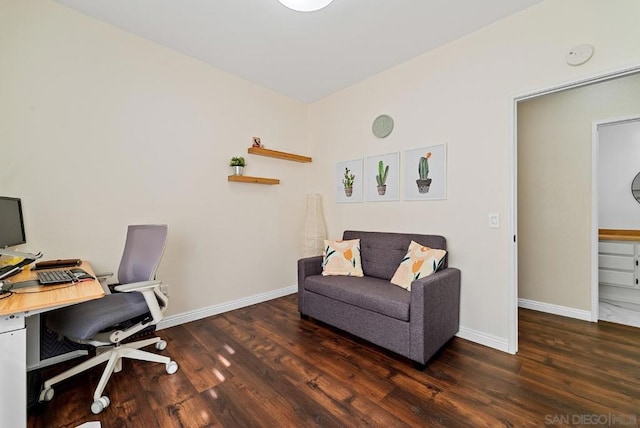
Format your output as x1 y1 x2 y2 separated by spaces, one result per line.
336 159 364 203
365 152 400 202
403 144 447 200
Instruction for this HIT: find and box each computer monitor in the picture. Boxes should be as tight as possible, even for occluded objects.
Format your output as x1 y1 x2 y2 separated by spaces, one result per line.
0 196 26 248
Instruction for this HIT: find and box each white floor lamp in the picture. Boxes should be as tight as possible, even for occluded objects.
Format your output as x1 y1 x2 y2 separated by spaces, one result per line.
302 194 327 257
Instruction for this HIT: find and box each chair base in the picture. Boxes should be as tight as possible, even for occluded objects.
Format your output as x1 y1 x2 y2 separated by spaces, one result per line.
40 336 178 413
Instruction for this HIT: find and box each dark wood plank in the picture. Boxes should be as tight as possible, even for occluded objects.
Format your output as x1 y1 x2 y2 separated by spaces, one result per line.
158 324 227 393
28 297 640 427
193 313 356 427
213 310 407 427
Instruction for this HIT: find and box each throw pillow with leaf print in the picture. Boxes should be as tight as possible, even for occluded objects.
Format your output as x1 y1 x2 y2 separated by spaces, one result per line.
321 239 364 277
390 241 447 290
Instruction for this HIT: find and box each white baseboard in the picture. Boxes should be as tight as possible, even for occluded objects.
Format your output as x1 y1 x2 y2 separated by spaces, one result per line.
456 326 510 353
157 285 298 330
518 298 593 322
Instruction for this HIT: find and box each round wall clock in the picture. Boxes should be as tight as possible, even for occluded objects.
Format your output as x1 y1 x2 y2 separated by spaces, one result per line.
372 114 394 138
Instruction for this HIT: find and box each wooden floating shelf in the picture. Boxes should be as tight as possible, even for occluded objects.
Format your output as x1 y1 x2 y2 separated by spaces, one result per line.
248 147 312 163
228 175 280 185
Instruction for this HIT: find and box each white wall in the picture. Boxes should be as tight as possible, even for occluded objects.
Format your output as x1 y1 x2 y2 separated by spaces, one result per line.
599 120 640 229
4 0 640 352
308 0 640 349
0 0 310 317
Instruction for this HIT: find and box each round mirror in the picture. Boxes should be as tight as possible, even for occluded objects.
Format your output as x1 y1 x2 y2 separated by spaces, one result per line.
632 172 640 203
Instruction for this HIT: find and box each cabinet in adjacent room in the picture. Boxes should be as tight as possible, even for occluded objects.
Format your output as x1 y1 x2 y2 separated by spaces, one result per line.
598 240 640 289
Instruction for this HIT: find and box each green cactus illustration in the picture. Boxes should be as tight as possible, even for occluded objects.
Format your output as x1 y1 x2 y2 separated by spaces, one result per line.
416 152 433 193
418 153 430 179
376 160 389 186
342 167 355 188
342 167 355 197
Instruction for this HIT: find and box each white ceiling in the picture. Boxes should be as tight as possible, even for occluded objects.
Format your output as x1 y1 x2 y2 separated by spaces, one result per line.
54 0 541 103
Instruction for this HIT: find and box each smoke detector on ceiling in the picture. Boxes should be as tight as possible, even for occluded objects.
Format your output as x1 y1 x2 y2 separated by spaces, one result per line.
566 44 594 66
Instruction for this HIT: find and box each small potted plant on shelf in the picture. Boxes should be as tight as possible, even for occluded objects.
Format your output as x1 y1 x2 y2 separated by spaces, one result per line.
376 160 389 195
230 156 246 176
342 167 355 197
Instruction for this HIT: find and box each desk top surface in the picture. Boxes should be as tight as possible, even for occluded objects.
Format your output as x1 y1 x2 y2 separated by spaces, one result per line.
0 261 104 317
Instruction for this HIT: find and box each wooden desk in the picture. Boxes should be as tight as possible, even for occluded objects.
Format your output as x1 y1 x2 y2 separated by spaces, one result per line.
0 262 104 316
0 261 104 428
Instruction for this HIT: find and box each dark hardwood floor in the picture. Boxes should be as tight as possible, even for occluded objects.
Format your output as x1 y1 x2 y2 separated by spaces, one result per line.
28 295 640 427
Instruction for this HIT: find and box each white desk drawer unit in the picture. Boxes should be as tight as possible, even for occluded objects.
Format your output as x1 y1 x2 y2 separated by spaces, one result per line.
598 241 639 289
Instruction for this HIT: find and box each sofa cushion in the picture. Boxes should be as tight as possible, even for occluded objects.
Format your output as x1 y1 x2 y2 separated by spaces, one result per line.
321 239 364 277
304 275 410 321
343 230 446 280
390 241 447 290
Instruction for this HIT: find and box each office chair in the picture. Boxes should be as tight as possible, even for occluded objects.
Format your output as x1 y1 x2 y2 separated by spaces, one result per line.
39 224 178 414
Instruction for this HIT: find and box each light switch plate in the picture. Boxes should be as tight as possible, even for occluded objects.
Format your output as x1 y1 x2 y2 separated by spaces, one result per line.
489 213 500 228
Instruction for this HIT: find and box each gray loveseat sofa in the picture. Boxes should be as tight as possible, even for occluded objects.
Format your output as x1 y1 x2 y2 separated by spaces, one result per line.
298 230 461 367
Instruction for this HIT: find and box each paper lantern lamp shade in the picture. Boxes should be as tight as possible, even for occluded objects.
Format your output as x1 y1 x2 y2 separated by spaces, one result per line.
302 194 327 257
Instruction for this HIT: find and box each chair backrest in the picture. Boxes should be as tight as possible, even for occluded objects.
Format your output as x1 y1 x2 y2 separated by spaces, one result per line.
117 225 168 284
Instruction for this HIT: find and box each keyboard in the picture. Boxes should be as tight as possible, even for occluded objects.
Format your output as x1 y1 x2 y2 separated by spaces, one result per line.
37 269 75 285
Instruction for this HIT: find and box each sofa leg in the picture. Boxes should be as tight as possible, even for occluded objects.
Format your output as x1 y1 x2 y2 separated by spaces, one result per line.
300 313 310 321
412 361 426 371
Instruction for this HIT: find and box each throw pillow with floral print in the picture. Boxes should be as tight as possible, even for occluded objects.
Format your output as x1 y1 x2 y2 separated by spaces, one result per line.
390 241 446 290
321 239 364 277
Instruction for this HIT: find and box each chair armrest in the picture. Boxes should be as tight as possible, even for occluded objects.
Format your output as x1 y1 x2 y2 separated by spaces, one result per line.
114 280 167 324
409 267 461 364
94 272 114 294
95 272 114 282
114 280 162 292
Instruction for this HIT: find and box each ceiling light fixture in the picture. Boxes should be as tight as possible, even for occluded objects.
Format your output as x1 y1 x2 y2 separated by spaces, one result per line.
278 0 334 12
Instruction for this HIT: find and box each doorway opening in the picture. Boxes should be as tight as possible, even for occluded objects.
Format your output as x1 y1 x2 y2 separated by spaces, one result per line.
509 66 640 353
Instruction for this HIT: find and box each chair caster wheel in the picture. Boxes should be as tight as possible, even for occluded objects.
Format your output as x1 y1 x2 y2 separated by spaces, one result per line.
91 396 110 414
39 388 54 402
155 340 167 351
166 361 178 375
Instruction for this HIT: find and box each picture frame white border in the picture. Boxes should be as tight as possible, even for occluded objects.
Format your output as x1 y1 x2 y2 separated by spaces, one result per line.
336 158 364 203
403 143 447 201
365 152 400 202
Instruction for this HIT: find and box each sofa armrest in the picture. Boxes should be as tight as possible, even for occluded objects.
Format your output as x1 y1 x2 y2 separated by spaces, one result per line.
297 256 323 314
298 256 323 284
409 267 461 364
